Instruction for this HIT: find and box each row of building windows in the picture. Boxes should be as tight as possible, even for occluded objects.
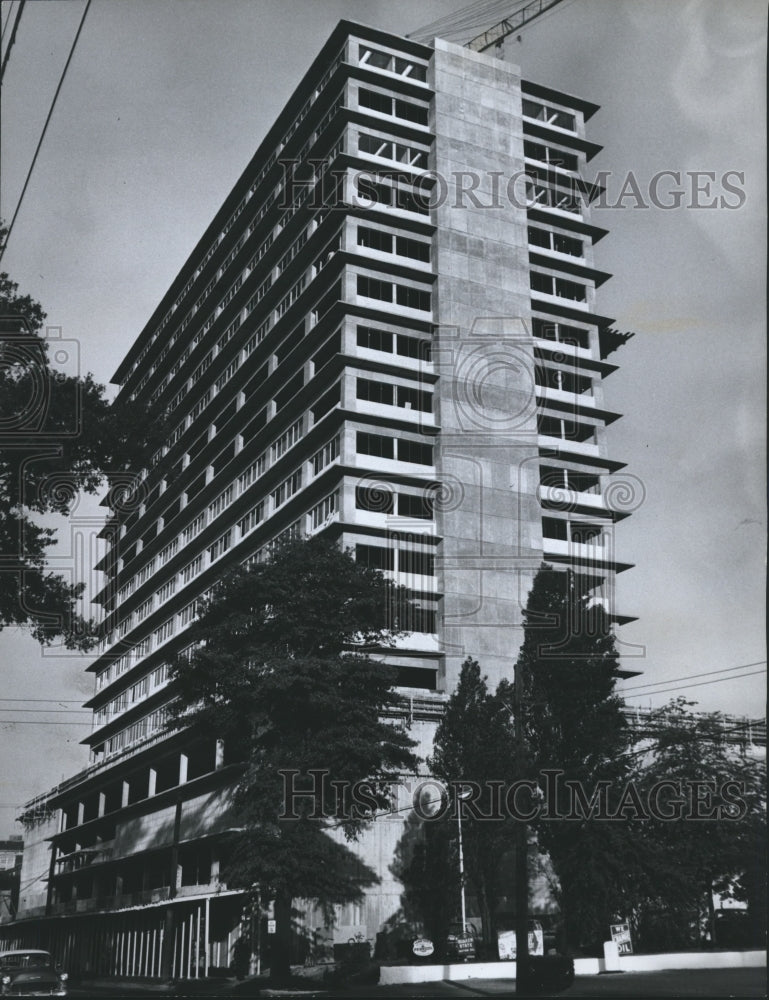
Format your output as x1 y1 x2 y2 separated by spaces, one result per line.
357 431 433 465
355 543 435 577
356 174 431 215
358 44 428 83
528 226 583 258
355 484 435 519
357 224 431 262
522 98 577 133
356 377 432 413
126 39 432 400
104 705 170 758
357 274 432 311
530 271 587 302
357 131 429 169
532 318 591 350
524 139 579 173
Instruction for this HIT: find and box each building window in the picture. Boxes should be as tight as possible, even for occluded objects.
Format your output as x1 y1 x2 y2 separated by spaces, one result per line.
523 140 578 172
399 548 435 576
136 597 153 621
158 538 179 565
156 578 177 603
239 501 265 536
182 554 204 583
398 491 434 519
357 378 394 405
358 226 393 253
359 46 428 83
396 235 431 262
178 601 198 627
310 490 339 529
182 512 206 545
208 530 232 562
397 385 432 412
271 419 303 461
397 438 433 465
356 544 394 571
532 318 590 350
357 431 394 460
271 469 303 508
208 485 235 520
356 483 395 514
358 87 394 116
396 284 431 311
357 275 392 302
357 325 393 353
239 453 267 492
153 618 174 646
397 334 431 361
311 435 340 475
522 99 576 132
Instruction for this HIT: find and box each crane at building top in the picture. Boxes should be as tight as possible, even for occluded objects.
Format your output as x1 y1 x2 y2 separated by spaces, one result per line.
466 0 567 52
408 0 568 51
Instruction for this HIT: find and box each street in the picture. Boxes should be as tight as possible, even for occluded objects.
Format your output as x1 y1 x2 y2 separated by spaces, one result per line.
68 966 767 998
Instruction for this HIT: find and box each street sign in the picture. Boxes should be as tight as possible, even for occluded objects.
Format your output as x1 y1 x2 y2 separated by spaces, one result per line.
497 923 544 960
610 921 633 955
267 919 276 935
412 938 434 958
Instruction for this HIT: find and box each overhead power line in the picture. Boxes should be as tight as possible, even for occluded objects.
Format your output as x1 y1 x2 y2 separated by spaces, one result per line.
0 0 24 84
0 697 85 703
618 659 767 694
0 0 91 262
1 2 17 45
621 669 766 699
0 720 93 726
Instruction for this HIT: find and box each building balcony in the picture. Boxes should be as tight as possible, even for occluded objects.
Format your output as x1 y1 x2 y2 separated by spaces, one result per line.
542 536 634 573
538 484 607 513
536 384 596 409
537 433 599 459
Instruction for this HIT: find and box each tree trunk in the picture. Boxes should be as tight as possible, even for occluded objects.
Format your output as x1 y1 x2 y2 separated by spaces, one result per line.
705 878 717 948
477 883 495 958
272 888 293 981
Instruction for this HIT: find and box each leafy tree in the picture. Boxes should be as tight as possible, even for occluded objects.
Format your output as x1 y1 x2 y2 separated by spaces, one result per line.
0 243 166 647
391 810 455 959
630 699 767 949
429 657 518 956
517 566 635 952
170 536 420 979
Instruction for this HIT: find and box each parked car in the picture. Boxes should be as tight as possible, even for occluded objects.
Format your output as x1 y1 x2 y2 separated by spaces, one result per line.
0 950 68 997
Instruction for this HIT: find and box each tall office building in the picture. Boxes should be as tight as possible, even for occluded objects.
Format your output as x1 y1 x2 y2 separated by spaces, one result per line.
10 21 633 979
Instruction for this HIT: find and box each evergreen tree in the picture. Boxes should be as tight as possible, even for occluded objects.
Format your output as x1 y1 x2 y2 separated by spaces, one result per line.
517 566 634 952
171 536 419 979
429 657 518 956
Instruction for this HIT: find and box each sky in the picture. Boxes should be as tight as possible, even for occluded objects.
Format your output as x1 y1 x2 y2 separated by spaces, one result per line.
0 0 765 826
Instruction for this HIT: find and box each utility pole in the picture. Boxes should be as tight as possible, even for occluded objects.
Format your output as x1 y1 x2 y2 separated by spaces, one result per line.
513 655 530 986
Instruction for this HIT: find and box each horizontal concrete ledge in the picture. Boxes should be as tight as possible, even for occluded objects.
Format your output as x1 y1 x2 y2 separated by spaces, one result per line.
379 950 767 985
380 961 518 985
611 949 767 974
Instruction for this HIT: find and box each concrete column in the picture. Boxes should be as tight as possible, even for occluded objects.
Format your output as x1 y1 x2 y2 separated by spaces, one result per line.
98 792 106 818
148 768 157 797
215 739 225 770
179 753 189 785
76 801 85 827
121 781 130 808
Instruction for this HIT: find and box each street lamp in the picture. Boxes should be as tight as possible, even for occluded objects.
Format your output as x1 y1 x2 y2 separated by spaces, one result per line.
455 784 472 934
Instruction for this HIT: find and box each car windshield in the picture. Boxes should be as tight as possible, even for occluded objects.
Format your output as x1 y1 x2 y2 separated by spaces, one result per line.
0 953 53 969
